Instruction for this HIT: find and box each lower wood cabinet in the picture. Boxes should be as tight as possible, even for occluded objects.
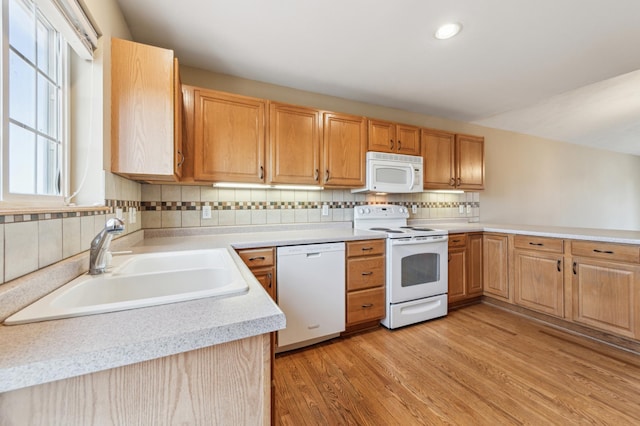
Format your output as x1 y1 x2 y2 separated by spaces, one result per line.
513 235 564 317
448 233 483 307
237 247 276 300
570 240 640 339
483 233 509 300
345 239 386 332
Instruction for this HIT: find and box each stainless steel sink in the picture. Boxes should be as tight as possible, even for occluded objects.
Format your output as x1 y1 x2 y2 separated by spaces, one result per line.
4 249 249 325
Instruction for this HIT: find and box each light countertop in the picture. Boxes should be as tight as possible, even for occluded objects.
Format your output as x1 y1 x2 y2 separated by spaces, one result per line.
1 220 639 393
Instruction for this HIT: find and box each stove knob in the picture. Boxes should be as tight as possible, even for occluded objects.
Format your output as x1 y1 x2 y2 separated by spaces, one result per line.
358 208 364 215
365 208 371 214
400 207 406 213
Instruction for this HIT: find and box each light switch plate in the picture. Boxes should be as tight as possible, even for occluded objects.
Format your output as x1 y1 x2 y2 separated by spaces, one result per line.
321 205 329 216
115 208 123 220
466 205 471 214
411 205 417 214
459 205 465 214
129 207 137 224
202 205 212 219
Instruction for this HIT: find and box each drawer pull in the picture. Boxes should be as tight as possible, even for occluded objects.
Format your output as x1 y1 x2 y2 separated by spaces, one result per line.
248 256 266 261
452 239 461 243
361 271 373 276
593 249 614 254
361 303 374 308
361 247 373 251
529 242 544 246
267 273 272 288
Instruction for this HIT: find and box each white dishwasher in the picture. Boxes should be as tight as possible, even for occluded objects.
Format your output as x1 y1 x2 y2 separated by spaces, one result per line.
276 242 345 352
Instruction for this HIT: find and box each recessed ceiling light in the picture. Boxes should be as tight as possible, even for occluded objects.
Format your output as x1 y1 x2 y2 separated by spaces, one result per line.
434 22 462 40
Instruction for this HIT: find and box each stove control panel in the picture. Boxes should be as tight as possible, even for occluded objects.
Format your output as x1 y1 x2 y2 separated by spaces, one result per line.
355 204 409 219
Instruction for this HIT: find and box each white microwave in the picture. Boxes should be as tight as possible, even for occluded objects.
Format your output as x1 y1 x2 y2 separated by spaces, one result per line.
352 152 424 194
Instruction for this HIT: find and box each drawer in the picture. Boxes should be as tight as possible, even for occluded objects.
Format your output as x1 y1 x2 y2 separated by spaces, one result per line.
571 240 640 263
237 247 275 268
448 233 467 248
347 239 385 258
514 235 564 253
347 287 386 325
347 256 385 291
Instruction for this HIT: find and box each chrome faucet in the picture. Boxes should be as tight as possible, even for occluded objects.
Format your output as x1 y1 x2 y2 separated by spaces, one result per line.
89 217 125 275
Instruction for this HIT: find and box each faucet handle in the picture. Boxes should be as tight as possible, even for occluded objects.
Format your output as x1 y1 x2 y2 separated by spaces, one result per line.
105 217 125 233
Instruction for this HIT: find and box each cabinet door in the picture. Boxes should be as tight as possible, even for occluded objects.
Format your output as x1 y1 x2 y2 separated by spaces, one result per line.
111 38 178 181
422 128 455 189
396 124 420 155
269 103 321 185
253 267 277 301
448 246 467 303
572 258 640 338
194 89 266 183
367 119 395 153
483 234 509 299
514 250 564 317
322 112 366 187
467 233 484 296
456 134 485 190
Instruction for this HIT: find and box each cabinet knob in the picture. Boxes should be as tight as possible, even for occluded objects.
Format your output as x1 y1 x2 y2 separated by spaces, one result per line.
248 256 266 261
573 262 577 275
361 303 374 308
361 271 373 276
314 169 319 181
456 177 461 186
177 150 185 168
529 242 544 246
325 169 330 182
557 259 561 272
398 140 402 150
593 249 614 254
449 178 455 186
259 166 264 180
390 139 394 150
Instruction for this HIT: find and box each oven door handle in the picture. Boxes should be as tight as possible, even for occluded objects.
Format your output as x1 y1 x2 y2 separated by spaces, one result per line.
390 237 448 246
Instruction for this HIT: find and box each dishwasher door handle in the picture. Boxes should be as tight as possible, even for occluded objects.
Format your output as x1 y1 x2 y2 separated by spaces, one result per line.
306 252 321 258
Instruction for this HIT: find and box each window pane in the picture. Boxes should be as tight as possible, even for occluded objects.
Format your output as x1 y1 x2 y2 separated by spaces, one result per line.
9 123 36 194
37 74 58 137
9 51 36 128
37 15 57 80
9 0 36 63
37 137 60 195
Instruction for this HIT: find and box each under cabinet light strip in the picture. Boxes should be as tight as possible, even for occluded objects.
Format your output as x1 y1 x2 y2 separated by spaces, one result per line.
213 183 324 191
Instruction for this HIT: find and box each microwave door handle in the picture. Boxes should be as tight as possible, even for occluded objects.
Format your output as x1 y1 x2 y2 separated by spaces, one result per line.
408 165 415 190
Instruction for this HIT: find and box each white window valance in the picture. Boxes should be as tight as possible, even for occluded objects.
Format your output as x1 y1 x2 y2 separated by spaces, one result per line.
36 0 100 60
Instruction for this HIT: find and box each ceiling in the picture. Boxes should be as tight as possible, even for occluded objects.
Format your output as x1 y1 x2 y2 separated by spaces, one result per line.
115 0 640 157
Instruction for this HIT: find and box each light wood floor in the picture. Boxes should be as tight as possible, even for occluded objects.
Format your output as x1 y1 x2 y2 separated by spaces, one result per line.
274 303 640 425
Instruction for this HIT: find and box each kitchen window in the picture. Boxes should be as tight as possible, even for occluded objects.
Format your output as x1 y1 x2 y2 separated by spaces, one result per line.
1 0 98 206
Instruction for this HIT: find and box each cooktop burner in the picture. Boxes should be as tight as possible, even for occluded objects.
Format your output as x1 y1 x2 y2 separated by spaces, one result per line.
401 226 436 232
353 204 448 239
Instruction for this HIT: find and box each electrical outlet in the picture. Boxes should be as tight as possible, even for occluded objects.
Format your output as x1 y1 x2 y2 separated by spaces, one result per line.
466 205 471 214
459 205 465 214
411 205 417 214
115 208 123 220
321 204 329 216
202 205 212 219
129 207 137 224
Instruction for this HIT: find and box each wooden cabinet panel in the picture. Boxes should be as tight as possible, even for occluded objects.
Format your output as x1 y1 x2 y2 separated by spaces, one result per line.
368 120 420 155
571 241 640 264
345 239 386 329
448 246 467 303
514 251 564 317
396 124 420 155
456 134 484 190
514 235 564 254
323 113 367 187
346 239 386 257
194 89 266 183
422 129 484 190
269 103 321 185
448 234 468 248
111 38 181 181
253 267 276 300
346 287 386 325
347 256 385 291
483 233 509 299
572 258 640 338
467 233 484 296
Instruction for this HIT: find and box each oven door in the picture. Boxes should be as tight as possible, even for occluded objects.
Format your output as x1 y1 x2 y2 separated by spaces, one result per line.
387 236 448 304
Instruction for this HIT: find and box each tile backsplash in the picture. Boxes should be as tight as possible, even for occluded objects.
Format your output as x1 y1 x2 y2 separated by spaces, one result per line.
140 184 480 228
0 184 479 285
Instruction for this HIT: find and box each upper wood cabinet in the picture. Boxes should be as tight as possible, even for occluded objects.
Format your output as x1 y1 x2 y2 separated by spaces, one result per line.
269 103 322 185
322 112 367 187
422 129 485 190
367 119 420 156
193 89 267 183
111 38 183 181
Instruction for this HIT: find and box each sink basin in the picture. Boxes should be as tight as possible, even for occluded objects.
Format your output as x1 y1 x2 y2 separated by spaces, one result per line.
4 249 248 325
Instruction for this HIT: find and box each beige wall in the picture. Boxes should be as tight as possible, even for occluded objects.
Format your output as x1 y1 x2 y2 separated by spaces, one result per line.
182 66 640 231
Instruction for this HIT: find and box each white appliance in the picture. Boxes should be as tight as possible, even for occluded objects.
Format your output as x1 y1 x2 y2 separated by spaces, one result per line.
276 242 345 352
352 151 424 194
353 205 448 329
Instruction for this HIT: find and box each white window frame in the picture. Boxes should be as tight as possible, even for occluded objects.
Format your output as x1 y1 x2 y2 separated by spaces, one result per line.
0 0 97 208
